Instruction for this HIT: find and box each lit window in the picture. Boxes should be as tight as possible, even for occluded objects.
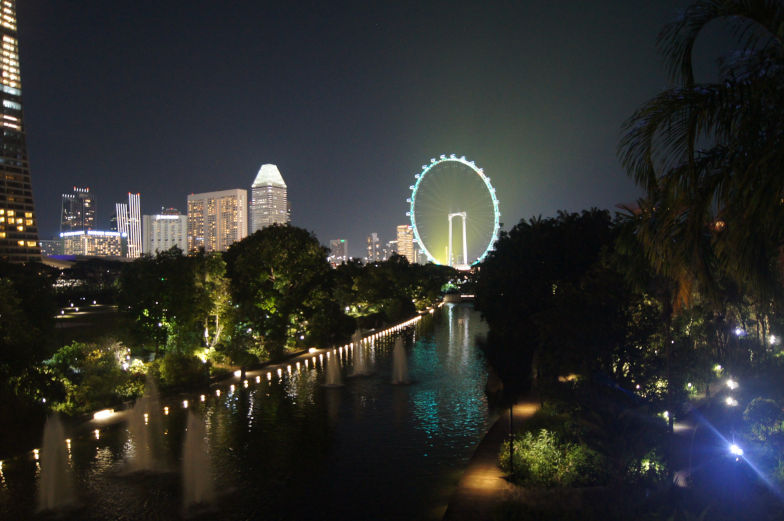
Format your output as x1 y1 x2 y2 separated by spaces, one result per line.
16 240 22 246
24 212 31 218
6 210 13 216
26 241 35 247
0 232 6 238
16 225 23 231
24 218 32 225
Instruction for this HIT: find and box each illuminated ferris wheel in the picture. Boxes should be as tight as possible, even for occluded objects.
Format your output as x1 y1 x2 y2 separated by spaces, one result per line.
407 154 500 268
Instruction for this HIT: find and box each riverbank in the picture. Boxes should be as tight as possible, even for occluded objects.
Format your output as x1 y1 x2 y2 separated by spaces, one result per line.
442 399 539 521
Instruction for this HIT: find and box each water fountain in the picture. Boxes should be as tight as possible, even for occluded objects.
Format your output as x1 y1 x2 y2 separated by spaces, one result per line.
324 351 344 387
127 374 163 471
391 337 409 384
349 330 372 377
37 414 75 512
182 410 215 511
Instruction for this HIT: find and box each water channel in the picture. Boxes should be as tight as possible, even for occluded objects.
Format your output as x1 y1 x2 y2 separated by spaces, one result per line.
0 303 492 520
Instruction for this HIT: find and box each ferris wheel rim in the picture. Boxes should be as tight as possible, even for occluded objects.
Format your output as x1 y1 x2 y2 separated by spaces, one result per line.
408 154 500 266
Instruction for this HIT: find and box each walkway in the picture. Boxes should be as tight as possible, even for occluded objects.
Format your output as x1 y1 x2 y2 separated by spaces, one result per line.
442 400 539 521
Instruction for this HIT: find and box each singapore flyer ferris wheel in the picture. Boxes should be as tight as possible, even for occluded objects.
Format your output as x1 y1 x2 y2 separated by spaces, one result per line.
407 154 500 268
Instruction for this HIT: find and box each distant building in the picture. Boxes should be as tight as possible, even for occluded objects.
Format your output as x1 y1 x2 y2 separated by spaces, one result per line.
143 208 187 254
396 224 415 263
116 193 141 258
60 186 95 233
39 239 61 257
366 232 382 263
60 230 124 257
385 240 397 260
329 239 348 265
250 164 289 232
0 0 40 262
187 189 248 252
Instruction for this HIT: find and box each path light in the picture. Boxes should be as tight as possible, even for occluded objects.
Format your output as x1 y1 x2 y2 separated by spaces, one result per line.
267 372 272 381
183 400 189 408
33 449 39 460
277 368 282 377
94 429 100 440
163 406 169 415
200 394 206 402
229 385 235 393
144 413 149 425
296 362 300 371
243 380 248 388
287 365 291 374
729 443 744 458
215 389 221 397
256 376 261 383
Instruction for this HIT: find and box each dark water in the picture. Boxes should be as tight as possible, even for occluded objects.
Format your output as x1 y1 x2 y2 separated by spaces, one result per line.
0 303 491 521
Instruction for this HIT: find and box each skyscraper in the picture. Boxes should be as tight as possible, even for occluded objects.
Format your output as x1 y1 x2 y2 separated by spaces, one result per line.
366 232 382 263
187 189 247 252
143 208 187 254
60 186 95 233
116 193 141 258
396 225 415 263
329 239 348 265
0 0 39 262
250 164 289 232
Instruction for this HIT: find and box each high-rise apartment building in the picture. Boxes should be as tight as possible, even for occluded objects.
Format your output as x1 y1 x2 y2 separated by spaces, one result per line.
329 239 348 265
116 193 141 258
60 186 95 233
366 232 382 263
0 1 39 262
396 225 415 263
187 189 247 252
250 164 289 232
143 208 187 254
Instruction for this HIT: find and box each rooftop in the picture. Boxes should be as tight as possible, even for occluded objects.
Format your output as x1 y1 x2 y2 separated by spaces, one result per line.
252 164 286 188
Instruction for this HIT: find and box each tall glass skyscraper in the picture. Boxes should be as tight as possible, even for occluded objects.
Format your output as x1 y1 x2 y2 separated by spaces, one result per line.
250 164 289 232
60 186 95 233
0 0 39 262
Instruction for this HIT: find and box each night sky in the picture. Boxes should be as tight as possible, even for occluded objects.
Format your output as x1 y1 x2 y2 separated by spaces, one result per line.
17 1 728 258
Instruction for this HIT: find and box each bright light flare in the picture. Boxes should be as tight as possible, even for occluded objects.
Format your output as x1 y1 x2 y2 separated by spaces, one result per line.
93 408 115 420
725 396 738 407
726 378 738 390
729 443 744 456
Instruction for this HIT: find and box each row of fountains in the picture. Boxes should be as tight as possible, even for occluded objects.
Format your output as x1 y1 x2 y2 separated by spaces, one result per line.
38 376 214 515
36 330 412 514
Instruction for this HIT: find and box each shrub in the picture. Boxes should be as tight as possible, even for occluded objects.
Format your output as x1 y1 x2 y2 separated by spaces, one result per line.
743 397 784 442
499 429 608 488
157 351 209 390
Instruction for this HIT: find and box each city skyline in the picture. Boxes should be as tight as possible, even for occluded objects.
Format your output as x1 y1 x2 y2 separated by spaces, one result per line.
17 1 730 259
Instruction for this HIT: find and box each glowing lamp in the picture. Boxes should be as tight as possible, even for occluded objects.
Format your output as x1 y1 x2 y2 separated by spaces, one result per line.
93 409 115 420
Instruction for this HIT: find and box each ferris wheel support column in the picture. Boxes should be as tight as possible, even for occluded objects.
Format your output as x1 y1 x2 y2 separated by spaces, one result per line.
448 211 467 267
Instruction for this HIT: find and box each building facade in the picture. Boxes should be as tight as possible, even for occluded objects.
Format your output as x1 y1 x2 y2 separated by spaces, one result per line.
0 0 39 262
250 164 289 232
60 230 124 257
142 208 187 254
329 239 348 265
396 224 415 263
366 232 383 263
60 186 95 233
187 189 247 252
116 193 141 258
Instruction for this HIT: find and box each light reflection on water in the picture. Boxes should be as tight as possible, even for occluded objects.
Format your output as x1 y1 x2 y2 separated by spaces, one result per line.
0 303 490 521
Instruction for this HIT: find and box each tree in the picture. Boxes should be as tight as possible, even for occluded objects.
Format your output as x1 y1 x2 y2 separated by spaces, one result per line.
618 0 784 305
224 225 346 358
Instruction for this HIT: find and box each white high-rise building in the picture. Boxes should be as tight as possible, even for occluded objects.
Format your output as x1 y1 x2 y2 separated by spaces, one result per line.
187 189 248 252
116 193 141 258
250 164 289 232
366 232 382 263
143 208 187 254
329 239 348 265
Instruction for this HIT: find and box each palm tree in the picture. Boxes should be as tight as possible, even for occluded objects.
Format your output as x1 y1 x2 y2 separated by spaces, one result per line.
619 0 784 306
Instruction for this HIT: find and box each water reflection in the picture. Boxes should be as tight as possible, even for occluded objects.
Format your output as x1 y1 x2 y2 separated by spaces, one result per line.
0 303 489 521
